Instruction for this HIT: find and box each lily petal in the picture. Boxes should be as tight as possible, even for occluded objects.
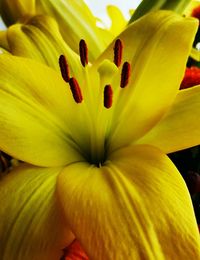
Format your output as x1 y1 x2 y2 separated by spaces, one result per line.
34 0 110 60
57 145 200 259
106 5 127 36
137 85 200 153
0 30 9 51
6 15 83 76
94 11 198 151
0 54 87 166
0 0 35 25
0 164 74 260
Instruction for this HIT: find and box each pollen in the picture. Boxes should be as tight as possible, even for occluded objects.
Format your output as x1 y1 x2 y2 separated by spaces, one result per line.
104 84 113 109
113 39 123 67
120 62 131 88
79 39 88 67
69 77 83 103
59 55 70 82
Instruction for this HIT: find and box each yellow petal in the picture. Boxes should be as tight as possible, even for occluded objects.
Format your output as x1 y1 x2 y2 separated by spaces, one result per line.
137 85 200 153
106 5 127 36
57 145 200 259
0 164 74 260
0 0 35 25
0 30 9 51
0 0 113 60
94 11 198 152
0 54 87 166
35 0 112 60
6 15 83 76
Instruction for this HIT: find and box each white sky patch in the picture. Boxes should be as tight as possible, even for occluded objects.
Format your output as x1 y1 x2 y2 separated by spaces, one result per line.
84 0 141 27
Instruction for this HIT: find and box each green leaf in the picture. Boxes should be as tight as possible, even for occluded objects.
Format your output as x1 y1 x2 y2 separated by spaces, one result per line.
129 0 191 23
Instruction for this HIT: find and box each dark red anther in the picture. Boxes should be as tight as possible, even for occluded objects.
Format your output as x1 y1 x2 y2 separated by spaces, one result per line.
59 55 70 82
69 77 83 103
113 39 123 67
120 62 131 88
79 39 88 67
104 84 113 109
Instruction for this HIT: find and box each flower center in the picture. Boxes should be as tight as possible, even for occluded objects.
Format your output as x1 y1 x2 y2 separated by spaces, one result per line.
58 39 131 166
59 39 131 107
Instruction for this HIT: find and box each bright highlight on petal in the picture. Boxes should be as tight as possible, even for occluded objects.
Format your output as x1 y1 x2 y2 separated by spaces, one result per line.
57 145 200 259
0 164 74 260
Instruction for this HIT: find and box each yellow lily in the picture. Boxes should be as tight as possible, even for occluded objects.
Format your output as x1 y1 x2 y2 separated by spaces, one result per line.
0 0 125 61
0 11 200 259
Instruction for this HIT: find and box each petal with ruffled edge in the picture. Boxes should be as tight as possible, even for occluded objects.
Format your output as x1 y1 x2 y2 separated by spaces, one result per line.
57 145 200 259
93 11 198 152
137 85 200 153
0 164 74 260
106 5 127 36
0 54 90 166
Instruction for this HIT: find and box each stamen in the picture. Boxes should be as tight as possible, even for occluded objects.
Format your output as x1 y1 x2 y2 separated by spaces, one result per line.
59 55 70 82
113 39 123 67
79 39 88 67
120 62 131 88
104 84 113 109
69 77 83 103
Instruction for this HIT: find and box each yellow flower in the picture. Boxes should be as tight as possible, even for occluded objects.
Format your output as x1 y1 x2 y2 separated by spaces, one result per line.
0 11 200 259
0 0 126 61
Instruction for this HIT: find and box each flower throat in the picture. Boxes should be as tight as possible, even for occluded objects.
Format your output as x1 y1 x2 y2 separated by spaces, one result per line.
58 39 131 166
